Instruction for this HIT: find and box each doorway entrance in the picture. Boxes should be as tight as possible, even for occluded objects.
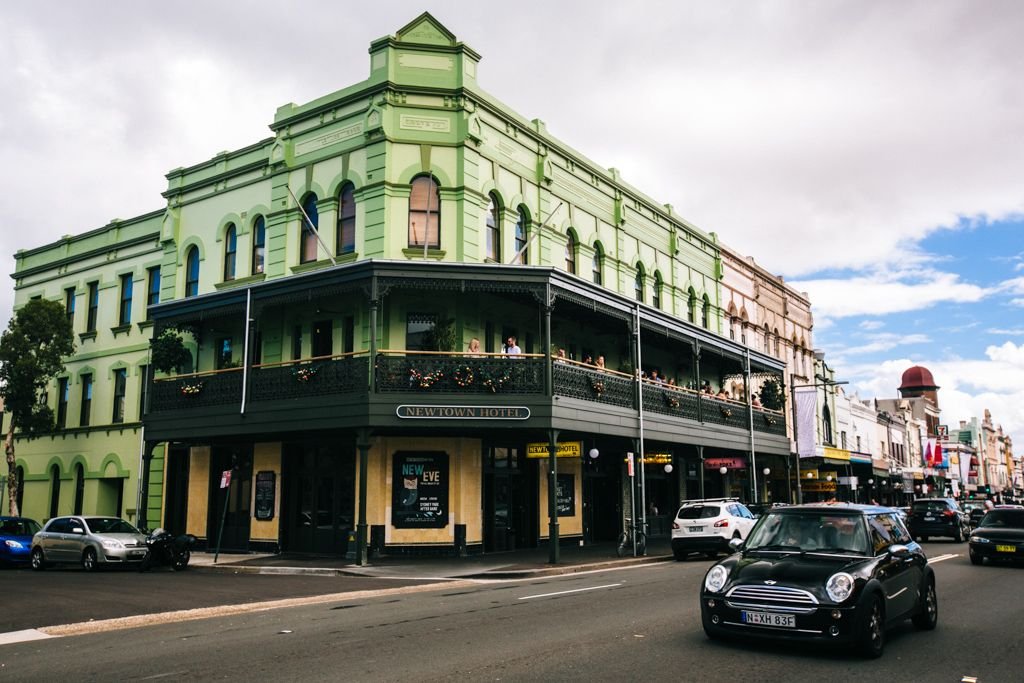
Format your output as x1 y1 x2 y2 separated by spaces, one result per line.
281 443 355 555
163 445 190 536
207 446 253 552
583 453 622 543
483 446 537 552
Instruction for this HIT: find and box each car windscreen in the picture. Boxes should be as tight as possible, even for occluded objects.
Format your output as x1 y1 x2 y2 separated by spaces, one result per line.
745 512 871 555
912 501 952 513
0 519 41 535
85 518 140 535
677 505 720 520
979 510 1024 528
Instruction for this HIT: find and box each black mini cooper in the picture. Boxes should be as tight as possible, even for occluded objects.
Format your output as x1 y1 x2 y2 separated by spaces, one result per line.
700 503 938 658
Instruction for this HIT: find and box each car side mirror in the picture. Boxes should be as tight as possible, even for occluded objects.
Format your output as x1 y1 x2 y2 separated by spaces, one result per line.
71 527 85 535
888 543 909 555
728 537 745 552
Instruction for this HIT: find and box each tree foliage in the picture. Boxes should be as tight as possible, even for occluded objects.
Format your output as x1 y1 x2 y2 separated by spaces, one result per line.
151 330 192 374
759 376 785 411
0 298 75 515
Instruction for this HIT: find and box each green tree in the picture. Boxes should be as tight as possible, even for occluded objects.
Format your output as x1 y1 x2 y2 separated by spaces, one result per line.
759 376 785 411
0 298 75 516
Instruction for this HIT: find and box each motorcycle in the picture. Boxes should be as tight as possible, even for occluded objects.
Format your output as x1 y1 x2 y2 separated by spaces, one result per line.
139 528 196 571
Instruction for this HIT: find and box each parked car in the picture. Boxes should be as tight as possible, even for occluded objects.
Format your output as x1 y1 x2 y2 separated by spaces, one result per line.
0 517 42 566
963 502 987 529
31 516 148 571
700 503 937 658
969 508 1024 566
907 498 969 542
671 498 757 560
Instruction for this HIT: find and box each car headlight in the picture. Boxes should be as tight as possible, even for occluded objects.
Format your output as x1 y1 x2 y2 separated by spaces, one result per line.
4 540 24 549
101 538 123 549
826 572 855 603
704 565 729 593
971 536 990 544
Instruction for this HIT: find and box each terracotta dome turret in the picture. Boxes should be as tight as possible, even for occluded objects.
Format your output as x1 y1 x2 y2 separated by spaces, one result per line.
899 365 939 392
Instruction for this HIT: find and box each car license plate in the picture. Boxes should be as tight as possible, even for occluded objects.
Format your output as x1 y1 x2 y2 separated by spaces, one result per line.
131 549 147 557
924 515 934 520
996 545 1016 553
742 611 795 628
688 526 703 533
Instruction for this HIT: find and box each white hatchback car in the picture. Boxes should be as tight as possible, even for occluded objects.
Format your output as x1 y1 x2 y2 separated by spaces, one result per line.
671 498 757 560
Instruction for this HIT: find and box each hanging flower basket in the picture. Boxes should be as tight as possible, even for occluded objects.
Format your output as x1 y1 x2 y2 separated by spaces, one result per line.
409 368 444 389
180 381 204 396
763 413 778 426
453 365 475 388
720 406 732 418
663 392 680 409
293 365 319 382
590 379 606 397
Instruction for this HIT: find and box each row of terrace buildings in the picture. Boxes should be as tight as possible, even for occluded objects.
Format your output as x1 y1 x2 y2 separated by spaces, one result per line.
3 14 1016 561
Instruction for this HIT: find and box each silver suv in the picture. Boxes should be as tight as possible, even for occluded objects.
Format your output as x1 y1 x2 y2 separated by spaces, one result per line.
31 516 148 571
671 498 757 560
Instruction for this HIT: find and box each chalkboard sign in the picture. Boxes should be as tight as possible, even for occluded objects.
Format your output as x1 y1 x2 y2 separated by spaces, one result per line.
392 452 449 529
254 471 276 521
556 473 575 517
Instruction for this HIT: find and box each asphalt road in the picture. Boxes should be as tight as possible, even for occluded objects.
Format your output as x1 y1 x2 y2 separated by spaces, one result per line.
2 542 1020 682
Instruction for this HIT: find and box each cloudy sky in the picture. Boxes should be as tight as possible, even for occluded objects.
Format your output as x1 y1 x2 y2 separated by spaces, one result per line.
2 1 1022 436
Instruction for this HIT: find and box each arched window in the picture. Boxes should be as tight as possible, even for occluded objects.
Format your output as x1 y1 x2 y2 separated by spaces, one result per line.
252 216 266 274
408 176 440 248
565 232 577 274
634 264 645 303
49 464 60 519
763 324 771 353
687 289 697 324
823 404 834 445
300 193 320 263
592 244 603 285
185 246 200 298
73 462 85 515
773 328 780 357
652 272 663 309
702 295 710 328
513 207 529 264
729 317 737 341
337 184 355 255
223 223 237 281
485 193 501 262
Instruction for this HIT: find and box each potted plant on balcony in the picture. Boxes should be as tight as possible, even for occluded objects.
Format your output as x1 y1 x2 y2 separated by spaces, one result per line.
759 377 785 411
151 330 192 374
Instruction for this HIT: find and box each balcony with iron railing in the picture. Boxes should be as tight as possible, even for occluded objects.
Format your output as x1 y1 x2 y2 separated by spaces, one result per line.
149 351 786 437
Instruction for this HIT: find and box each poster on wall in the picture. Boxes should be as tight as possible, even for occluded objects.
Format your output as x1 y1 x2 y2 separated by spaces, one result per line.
254 471 276 520
556 473 575 517
392 451 449 529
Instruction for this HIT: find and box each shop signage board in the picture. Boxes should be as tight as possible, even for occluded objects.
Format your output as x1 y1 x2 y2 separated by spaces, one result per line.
392 451 449 529
525 441 582 458
396 405 530 419
803 481 837 492
622 453 672 465
704 457 747 470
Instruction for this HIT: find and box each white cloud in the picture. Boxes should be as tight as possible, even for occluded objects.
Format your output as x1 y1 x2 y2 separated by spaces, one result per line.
1010 298 1024 308
859 320 884 331
791 268 989 319
988 328 1024 336
842 333 931 356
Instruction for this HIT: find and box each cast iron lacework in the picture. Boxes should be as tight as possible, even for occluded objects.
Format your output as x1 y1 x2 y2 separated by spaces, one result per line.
552 362 634 409
251 356 368 400
152 371 243 411
375 355 543 394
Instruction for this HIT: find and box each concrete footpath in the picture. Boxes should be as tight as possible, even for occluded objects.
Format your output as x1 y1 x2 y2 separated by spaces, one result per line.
190 537 675 579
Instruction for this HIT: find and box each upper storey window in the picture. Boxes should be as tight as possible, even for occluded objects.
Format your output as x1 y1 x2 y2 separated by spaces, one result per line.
118 273 133 326
687 289 697 324
223 223 237 281
652 273 662 310
252 216 266 274
185 246 200 298
702 295 710 329
592 245 603 285
565 232 577 275
634 265 645 303
408 176 440 249
300 194 320 263
485 194 501 262
513 207 528 264
337 185 356 255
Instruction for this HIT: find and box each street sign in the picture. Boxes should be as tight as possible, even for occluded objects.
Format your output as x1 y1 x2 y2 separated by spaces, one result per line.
936 424 949 437
220 470 232 489
626 452 635 478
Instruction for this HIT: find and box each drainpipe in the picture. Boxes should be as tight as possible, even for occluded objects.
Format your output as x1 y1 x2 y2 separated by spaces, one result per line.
746 349 757 503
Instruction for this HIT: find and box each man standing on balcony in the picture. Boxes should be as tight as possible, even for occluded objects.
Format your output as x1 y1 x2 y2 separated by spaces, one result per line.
504 336 521 355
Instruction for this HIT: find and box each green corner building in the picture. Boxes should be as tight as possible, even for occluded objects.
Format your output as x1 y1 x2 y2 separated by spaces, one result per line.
7 14 789 560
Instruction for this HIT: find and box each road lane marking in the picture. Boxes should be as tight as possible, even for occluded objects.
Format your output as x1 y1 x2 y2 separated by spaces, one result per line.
518 583 622 600
0 629 53 646
928 553 960 564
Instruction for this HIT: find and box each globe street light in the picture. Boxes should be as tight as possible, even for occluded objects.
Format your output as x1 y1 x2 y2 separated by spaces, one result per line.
719 466 728 475
588 448 600 460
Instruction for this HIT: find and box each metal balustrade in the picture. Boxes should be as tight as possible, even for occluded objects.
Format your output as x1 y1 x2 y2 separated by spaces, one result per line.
552 361 635 409
250 355 369 401
375 353 544 394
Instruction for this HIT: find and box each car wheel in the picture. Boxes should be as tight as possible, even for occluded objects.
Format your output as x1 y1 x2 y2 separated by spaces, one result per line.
31 548 46 571
858 594 886 659
953 526 964 543
82 548 98 572
911 579 938 630
969 551 983 566
172 548 191 571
